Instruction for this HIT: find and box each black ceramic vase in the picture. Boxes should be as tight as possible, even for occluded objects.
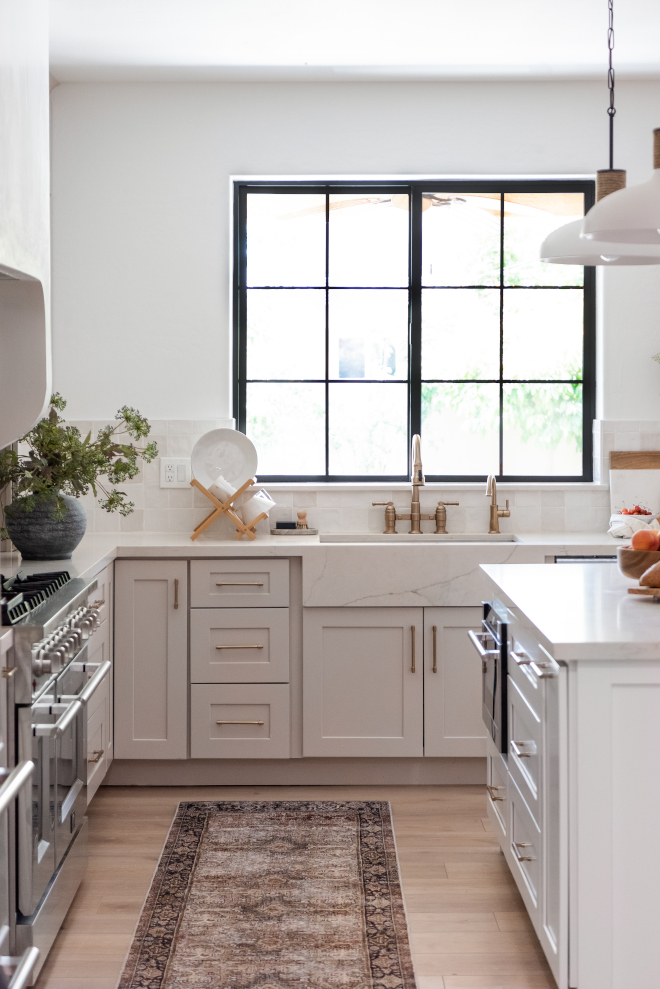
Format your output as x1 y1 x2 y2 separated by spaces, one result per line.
5 494 87 560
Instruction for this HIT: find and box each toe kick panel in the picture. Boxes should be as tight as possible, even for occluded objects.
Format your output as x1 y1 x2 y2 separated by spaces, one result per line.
190 683 290 758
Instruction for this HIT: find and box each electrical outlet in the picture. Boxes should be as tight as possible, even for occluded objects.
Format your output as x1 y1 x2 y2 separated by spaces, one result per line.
160 458 191 488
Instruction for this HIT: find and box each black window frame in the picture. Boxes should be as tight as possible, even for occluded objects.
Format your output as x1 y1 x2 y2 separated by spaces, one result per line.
233 179 596 483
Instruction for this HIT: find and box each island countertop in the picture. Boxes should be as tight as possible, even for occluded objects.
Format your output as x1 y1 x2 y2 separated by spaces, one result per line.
481 560 660 661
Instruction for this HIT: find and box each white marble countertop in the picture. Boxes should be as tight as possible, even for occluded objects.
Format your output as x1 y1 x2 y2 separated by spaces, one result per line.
481 562 660 661
1 530 622 609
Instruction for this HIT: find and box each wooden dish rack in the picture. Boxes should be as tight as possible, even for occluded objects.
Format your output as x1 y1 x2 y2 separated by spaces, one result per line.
190 478 267 541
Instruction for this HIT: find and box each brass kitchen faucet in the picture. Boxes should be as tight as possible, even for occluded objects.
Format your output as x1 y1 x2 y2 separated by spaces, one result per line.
373 435 459 534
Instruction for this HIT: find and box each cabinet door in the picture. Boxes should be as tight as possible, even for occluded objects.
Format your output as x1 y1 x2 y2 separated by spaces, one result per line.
86 619 113 768
86 674 110 802
303 607 423 757
424 607 487 757
114 561 187 759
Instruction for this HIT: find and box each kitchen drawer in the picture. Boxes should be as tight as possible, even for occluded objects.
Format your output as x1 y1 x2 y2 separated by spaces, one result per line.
191 560 289 608
89 563 112 627
508 775 542 920
190 683 290 759
87 618 111 672
86 674 110 802
508 630 558 720
486 736 508 839
190 608 289 683
508 675 541 825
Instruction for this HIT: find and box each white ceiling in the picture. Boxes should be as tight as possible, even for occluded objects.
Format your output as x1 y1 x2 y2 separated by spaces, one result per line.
50 0 660 83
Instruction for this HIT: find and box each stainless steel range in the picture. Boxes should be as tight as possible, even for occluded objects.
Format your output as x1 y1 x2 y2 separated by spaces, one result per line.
0 569 109 985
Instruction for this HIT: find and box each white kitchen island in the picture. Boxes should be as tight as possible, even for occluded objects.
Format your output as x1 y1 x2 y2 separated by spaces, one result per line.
481 562 660 989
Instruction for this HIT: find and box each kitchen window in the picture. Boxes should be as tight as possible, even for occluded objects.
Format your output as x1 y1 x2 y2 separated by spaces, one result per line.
233 181 595 482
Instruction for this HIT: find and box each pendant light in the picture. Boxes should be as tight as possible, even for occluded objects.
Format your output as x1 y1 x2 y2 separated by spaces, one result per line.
581 129 660 244
540 0 660 266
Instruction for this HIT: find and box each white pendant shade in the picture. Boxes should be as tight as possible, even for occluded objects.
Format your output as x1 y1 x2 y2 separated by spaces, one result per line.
540 217 660 265
581 168 660 244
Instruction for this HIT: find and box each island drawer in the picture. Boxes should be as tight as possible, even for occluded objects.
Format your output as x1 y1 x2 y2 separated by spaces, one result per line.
190 560 289 608
508 775 542 922
508 676 541 826
486 737 508 839
190 608 289 683
190 683 290 758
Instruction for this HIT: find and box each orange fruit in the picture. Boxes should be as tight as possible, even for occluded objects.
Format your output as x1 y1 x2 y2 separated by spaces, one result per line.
631 529 660 551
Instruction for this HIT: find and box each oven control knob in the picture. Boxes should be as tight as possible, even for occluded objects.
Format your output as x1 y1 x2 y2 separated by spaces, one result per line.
32 656 52 677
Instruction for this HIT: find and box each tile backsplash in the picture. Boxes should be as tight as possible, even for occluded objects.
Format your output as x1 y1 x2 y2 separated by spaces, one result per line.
58 418 660 536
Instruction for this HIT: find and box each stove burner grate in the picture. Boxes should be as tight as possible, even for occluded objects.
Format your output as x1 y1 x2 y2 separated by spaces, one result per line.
0 571 71 625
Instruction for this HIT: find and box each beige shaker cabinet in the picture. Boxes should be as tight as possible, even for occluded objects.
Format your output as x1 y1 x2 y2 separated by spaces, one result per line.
423 607 488 757
303 607 424 757
114 560 188 759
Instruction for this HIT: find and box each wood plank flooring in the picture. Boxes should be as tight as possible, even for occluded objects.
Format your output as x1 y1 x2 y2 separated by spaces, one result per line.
34 784 555 989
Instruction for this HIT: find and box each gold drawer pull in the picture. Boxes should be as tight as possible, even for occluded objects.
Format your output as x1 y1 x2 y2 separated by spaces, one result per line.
216 644 264 650
513 841 535 862
216 581 264 586
174 578 179 609
486 784 505 802
511 740 537 759
216 720 264 725
88 749 104 764
411 626 416 673
432 625 437 673
510 649 531 666
2 667 16 679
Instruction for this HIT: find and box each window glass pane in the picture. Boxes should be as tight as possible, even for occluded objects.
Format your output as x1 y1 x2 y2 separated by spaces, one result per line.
422 193 501 287
329 194 409 287
504 193 584 287
422 289 500 380
247 194 326 287
503 289 583 380
246 383 325 474
247 290 325 380
503 383 582 475
422 383 500 475
329 383 407 475
328 289 408 380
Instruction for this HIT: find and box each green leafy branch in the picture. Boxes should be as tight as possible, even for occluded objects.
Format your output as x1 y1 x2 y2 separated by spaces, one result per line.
0 394 157 539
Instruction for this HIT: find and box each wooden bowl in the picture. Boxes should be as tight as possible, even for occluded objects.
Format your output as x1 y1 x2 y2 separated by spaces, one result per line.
617 546 660 580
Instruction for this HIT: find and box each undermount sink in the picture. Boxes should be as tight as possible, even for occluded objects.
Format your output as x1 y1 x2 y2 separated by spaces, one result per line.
319 532 518 543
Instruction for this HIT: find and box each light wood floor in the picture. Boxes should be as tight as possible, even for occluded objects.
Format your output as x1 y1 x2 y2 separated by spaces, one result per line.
34 784 556 989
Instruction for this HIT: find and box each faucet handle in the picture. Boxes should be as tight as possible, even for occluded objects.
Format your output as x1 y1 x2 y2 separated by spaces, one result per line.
372 501 394 506
437 501 459 506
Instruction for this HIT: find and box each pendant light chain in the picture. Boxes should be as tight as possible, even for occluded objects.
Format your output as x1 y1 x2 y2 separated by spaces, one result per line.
607 0 616 170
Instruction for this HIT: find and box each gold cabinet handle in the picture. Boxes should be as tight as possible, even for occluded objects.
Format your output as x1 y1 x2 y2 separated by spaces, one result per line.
511 740 537 759
513 841 535 862
486 784 505 802
87 749 104 764
411 626 416 673
510 649 531 666
216 581 264 586
216 720 264 725
215 644 264 650
2 667 16 679
432 625 437 673
174 578 179 609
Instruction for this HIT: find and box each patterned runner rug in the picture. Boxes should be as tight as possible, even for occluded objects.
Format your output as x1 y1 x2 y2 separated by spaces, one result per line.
118 800 417 989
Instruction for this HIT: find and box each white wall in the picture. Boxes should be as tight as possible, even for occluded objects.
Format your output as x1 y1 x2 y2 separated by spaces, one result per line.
51 79 660 421
0 0 51 445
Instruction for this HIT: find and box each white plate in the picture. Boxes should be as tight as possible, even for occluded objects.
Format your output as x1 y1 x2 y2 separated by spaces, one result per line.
191 429 258 489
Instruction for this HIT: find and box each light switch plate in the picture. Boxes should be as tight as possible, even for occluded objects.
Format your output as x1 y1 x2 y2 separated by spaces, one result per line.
160 457 191 488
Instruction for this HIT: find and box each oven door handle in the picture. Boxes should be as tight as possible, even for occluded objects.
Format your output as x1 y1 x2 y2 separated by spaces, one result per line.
467 629 499 660
34 700 82 737
78 660 111 706
7 946 40 989
0 761 34 816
